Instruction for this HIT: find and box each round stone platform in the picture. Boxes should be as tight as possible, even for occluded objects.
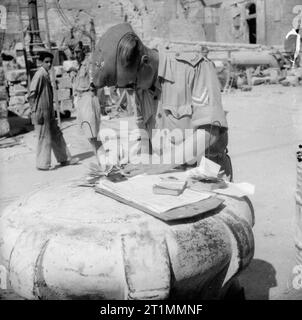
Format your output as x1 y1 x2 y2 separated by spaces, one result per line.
0 182 254 300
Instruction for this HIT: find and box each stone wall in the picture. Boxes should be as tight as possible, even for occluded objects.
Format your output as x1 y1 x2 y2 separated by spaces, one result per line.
215 0 301 46
0 0 301 50
265 0 301 46
52 0 206 42
0 0 208 50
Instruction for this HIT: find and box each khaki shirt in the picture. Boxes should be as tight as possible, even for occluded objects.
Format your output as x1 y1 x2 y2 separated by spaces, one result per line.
73 56 92 94
134 50 228 155
28 67 55 122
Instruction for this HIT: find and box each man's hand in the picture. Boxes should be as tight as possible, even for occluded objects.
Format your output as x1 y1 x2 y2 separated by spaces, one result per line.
122 163 174 177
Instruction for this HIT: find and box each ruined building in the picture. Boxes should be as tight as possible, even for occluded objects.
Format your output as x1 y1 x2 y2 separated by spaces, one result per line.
0 0 301 50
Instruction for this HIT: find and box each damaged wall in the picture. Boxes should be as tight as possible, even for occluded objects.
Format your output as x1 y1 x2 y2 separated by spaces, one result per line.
1 0 208 50
215 0 301 45
264 0 301 46
1 0 301 50
50 0 206 42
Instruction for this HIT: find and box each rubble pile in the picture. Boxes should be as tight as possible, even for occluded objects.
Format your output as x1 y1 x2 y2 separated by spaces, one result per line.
215 62 302 92
0 65 9 137
6 69 31 119
280 68 302 87
0 100 9 137
166 40 302 91
243 66 302 88
54 62 76 116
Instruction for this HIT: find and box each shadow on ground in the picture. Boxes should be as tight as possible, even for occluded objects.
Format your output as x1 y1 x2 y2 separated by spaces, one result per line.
6 112 75 138
7 113 34 137
50 152 94 170
73 151 94 161
239 259 277 300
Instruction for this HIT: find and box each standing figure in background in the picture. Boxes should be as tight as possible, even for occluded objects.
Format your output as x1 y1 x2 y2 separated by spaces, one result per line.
73 41 102 158
284 21 301 68
61 27 77 60
200 46 209 59
29 51 79 170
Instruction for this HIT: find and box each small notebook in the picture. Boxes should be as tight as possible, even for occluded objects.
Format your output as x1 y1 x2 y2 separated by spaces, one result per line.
153 178 187 196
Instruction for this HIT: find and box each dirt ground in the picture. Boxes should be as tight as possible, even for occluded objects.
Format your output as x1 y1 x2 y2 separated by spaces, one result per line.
0 84 302 300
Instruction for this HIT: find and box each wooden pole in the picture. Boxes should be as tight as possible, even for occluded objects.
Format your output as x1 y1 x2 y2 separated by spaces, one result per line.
42 0 61 127
28 0 43 47
167 39 264 50
17 0 31 92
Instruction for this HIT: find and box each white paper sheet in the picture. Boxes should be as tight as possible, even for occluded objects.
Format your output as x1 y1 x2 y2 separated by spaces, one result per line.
187 156 221 179
98 172 211 214
213 182 255 198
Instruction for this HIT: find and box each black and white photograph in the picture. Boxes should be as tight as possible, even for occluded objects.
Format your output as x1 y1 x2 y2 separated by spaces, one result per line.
0 0 302 311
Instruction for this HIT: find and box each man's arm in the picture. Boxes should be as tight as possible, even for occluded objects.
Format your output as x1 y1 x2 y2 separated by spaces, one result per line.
28 75 38 108
97 90 151 170
28 70 45 111
28 70 46 124
122 129 210 176
131 91 152 159
163 125 218 168
28 70 43 110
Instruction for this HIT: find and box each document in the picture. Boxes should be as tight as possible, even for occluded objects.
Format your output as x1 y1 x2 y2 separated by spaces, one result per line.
213 182 255 198
98 172 211 214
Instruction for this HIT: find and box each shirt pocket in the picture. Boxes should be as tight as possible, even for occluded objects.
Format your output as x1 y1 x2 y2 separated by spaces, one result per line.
162 104 193 119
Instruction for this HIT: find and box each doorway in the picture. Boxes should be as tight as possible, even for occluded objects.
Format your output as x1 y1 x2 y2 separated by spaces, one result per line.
246 3 257 44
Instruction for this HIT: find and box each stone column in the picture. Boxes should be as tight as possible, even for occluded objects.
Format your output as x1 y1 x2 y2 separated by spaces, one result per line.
256 0 266 44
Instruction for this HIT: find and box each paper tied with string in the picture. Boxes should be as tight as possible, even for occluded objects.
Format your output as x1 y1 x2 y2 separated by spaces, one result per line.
186 156 221 180
213 182 255 198
186 156 255 198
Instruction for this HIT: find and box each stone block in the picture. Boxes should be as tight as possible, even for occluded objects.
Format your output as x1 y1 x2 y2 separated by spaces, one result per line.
5 69 27 83
0 67 5 86
9 95 26 106
60 99 73 111
0 86 8 100
63 60 78 72
16 56 26 69
54 66 64 77
280 80 290 87
262 68 280 84
292 68 302 79
241 85 252 92
251 76 270 86
8 103 31 119
286 75 300 86
0 118 10 137
58 76 72 89
9 84 27 97
0 100 8 118
268 68 280 84
57 88 71 101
